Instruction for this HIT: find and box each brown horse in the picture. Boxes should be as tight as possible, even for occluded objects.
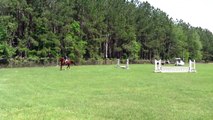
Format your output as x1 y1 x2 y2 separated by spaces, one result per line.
59 57 75 70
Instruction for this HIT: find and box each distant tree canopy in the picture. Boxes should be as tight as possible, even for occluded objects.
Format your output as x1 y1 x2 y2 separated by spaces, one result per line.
0 0 213 63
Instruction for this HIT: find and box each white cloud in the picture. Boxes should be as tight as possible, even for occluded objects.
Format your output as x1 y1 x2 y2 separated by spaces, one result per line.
139 0 213 32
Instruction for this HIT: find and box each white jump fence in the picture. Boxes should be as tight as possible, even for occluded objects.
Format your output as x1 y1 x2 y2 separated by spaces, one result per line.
154 59 196 73
116 59 129 69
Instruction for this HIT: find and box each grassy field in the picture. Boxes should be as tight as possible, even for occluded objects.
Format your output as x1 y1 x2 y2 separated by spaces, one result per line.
0 64 213 120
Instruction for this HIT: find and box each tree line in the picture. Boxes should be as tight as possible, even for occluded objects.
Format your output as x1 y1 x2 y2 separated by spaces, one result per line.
0 0 213 64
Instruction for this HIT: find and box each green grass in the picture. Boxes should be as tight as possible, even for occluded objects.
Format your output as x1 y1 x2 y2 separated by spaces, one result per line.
0 64 213 120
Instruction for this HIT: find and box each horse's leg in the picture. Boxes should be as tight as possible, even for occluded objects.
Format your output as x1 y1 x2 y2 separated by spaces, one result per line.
67 64 70 69
60 64 62 70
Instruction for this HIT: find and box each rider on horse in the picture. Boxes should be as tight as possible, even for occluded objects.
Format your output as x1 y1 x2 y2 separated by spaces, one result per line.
59 56 75 70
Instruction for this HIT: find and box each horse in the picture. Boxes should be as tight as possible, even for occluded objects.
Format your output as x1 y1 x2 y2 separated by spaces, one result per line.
59 57 75 70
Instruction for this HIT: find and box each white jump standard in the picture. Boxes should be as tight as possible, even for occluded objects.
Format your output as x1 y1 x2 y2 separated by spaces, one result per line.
154 59 196 73
116 59 129 69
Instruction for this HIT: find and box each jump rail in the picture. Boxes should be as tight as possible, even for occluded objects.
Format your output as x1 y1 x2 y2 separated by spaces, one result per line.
116 59 129 69
154 59 196 73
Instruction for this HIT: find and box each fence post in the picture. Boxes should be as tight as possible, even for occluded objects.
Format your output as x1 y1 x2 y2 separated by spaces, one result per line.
126 59 129 69
117 59 120 67
193 60 196 70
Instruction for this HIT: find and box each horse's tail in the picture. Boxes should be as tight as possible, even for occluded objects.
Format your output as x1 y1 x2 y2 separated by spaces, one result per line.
71 60 76 65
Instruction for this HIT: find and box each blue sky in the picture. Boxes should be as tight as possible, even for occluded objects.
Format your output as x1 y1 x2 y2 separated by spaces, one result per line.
139 0 213 33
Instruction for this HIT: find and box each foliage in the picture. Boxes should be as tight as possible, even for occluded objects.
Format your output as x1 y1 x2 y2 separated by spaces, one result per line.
0 0 212 62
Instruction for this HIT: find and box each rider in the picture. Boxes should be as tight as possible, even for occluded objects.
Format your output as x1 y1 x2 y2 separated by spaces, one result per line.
64 55 68 63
